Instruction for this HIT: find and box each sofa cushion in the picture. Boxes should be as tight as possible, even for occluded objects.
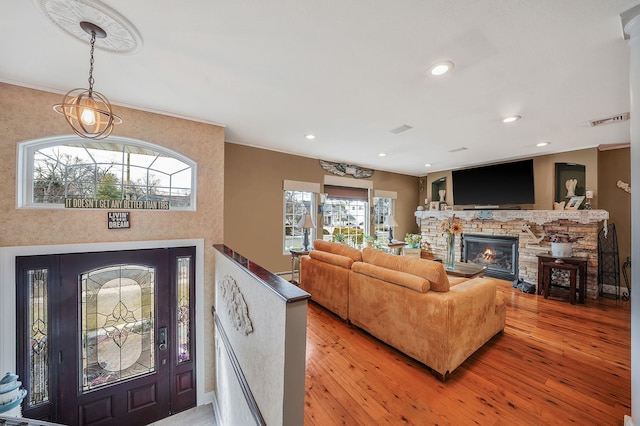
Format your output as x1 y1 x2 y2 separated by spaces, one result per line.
309 250 355 269
313 239 363 262
361 248 450 292
352 262 430 293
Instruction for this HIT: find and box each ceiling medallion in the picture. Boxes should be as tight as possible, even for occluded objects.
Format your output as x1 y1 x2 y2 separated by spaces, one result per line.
33 0 142 55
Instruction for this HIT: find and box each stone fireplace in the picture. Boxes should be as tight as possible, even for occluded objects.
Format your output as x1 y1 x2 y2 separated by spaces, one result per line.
415 209 609 298
462 234 518 281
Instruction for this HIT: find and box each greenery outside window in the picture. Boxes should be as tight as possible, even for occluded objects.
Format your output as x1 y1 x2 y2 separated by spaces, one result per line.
18 136 196 210
283 190 316 253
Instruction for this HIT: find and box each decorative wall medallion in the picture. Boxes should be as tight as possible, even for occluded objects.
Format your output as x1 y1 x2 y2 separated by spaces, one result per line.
617 180 631 193
219 275 253 336
319 160 374 179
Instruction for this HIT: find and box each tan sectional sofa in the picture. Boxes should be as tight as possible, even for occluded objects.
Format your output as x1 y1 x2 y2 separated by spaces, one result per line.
299 242 506 379
349 248 506 380
299 240 362 320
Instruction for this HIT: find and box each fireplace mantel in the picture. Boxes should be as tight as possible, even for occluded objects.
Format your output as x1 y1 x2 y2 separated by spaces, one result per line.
414 209 608 225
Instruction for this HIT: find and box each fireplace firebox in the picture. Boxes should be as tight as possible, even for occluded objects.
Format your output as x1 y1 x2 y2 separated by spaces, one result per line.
462 234 518 281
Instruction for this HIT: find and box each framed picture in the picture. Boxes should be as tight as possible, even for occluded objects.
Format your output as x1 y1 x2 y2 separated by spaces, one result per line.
429 201 440 211
565 196 585 210
443 205 453 211
439 202 448 211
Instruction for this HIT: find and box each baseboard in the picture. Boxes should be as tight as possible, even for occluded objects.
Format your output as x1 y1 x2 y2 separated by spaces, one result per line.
624 415 634 426
211 396 222 426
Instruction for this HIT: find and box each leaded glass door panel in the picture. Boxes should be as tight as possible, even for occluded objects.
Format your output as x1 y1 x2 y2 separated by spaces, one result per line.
81 264 156 392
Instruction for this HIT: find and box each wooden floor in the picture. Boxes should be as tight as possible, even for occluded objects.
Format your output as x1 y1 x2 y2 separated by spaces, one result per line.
304 280 631 425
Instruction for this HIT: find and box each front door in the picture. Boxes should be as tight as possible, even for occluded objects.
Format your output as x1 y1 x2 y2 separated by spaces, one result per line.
16 247 196 426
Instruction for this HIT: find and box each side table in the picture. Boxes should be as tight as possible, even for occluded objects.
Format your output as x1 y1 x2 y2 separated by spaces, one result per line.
289 249 309 285
537 254 588 304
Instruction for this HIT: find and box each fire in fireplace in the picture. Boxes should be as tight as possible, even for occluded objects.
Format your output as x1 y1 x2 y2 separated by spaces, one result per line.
462 234 519 281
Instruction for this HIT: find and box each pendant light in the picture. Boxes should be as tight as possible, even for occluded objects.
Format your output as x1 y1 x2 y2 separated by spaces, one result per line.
53 21 122 139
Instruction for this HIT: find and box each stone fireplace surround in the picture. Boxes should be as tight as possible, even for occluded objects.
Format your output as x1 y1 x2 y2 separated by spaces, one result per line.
415 209 610 298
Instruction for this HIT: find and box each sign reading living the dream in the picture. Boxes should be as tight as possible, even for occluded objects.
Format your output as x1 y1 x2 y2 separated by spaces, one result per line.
65 198 170 210
108 212 130 229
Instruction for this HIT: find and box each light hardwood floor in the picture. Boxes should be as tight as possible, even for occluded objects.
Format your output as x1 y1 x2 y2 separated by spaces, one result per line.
154 279 631 425
304 279 631 425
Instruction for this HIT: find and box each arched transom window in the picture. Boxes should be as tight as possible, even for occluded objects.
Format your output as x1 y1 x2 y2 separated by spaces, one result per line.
18 136 197 210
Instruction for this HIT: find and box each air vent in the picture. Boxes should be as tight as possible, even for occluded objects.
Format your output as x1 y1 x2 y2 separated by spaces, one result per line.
589 112 630 127
390 124 413 134
448 147 468 153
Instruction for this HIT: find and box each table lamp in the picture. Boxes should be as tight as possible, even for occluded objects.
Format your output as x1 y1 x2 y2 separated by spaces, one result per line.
384 215 399 241
298 213 316 251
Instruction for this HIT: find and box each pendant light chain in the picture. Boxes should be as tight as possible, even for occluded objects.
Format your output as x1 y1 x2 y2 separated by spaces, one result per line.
87 30 96 97
53 21 122 139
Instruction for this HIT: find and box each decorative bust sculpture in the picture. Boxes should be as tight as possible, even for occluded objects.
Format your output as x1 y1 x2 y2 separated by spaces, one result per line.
438 189 446 202
565 179 578 198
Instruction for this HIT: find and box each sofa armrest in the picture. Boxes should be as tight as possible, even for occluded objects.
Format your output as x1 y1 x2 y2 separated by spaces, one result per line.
351 262 430 293
308 250 354 269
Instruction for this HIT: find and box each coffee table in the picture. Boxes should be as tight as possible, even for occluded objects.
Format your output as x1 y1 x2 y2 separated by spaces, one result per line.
445 262 487 278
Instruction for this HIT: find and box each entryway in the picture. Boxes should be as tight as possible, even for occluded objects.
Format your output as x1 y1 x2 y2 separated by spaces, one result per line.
15 247 196 426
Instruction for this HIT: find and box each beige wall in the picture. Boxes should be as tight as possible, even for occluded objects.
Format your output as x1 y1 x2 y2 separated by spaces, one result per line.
598 147 632 287
0 83 225 393
224 143 419 273
424 149 599 210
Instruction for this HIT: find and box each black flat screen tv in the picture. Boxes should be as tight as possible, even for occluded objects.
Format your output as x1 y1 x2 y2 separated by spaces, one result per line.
452 159 535 206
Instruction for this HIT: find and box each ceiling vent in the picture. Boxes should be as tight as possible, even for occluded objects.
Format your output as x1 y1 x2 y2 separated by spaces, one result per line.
448 147 468 153
589 112 630 127
390 124 413 134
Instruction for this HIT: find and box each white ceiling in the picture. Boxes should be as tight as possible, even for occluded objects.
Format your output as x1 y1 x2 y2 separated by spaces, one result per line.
1 0 637 176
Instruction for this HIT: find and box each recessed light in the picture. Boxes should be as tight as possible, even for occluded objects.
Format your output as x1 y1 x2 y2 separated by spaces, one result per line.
536 141 550 147
425 163 432 167
429 61 454 76
379 152 387 157
305 134 316 140
502 115 521 123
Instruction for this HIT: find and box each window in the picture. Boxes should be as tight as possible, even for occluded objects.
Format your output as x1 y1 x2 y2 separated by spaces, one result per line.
323 198 368 245
283 190 316 252
18 136 196 210
373 197 393 243
373 190 397 244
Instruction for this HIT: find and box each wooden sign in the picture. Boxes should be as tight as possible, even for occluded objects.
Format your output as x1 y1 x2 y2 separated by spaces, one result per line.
108 212 130 229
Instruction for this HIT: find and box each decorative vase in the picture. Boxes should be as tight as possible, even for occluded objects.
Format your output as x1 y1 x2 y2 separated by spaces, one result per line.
446 233 455 268
551 242 572 258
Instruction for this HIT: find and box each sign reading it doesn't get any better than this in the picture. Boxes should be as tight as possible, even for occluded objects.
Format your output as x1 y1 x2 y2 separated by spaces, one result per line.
64 198 170 210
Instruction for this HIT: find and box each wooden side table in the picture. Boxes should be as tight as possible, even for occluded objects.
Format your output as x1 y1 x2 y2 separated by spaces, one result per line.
289 249 309 285
537 254 587 304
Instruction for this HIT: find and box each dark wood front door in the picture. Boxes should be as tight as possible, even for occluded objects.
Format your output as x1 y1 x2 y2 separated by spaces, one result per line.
16 247 196 426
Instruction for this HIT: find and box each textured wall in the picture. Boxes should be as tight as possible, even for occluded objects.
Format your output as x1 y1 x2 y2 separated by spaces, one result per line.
0 82 225 394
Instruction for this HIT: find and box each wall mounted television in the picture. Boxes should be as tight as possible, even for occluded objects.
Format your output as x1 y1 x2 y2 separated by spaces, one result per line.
452 159 535 206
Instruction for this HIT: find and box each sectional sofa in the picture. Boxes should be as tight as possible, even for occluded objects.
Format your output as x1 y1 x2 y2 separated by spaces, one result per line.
299 240 506 380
